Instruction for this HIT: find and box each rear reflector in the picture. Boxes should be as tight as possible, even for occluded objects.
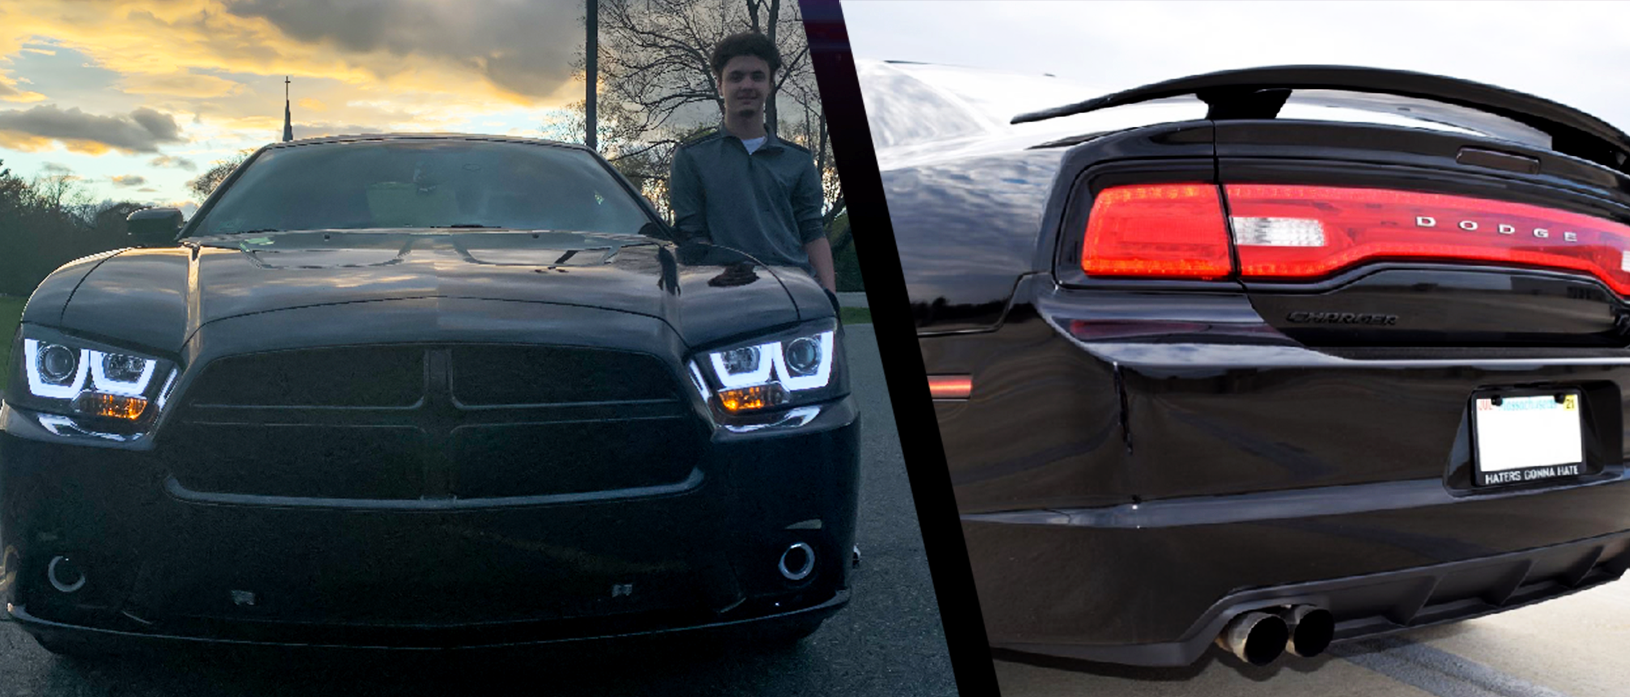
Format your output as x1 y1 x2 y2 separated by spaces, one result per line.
1227 184 1630 294
1080 183 1630 294
927 375 972 400
1082 184 1232 279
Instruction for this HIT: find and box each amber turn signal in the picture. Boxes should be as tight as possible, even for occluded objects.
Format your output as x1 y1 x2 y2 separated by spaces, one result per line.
717 384 787 413
73 392 148 420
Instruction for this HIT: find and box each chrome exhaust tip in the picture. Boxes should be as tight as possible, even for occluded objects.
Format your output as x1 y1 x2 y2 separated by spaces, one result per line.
779 542 815 582
47 556 86 594
1214 611 1288 666
1282 605 1335 658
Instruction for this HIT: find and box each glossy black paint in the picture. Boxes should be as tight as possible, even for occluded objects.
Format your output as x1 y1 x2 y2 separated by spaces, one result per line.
1 135 857 651
871 64 1630 665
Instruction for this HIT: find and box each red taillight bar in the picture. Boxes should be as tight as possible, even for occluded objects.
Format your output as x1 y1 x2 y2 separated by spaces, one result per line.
1081 184 1232 280
1081 183 1630 294
1227 184 1630 295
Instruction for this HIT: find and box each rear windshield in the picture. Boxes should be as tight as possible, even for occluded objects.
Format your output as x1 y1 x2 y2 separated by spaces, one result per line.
189 140 653 236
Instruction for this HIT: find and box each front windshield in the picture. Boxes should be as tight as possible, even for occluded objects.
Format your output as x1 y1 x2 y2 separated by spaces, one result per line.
189 139 653 237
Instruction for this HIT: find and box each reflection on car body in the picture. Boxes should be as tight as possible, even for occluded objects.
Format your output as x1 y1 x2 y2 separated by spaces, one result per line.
0 134 859 655
862 60 1630 667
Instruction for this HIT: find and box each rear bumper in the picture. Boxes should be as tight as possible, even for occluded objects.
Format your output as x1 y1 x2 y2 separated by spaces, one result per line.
0 397 860 649
932 306 1630 665
968 486 1630 666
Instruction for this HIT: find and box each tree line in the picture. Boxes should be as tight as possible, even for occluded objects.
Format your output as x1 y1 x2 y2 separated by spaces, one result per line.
0 159 144 297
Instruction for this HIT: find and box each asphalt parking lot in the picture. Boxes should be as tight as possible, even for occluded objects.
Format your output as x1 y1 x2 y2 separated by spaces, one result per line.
996 578 1630 697
0 323 958 696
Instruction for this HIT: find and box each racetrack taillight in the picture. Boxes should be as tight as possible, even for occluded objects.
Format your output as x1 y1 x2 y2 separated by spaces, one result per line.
1082 184 1232 279
1226 184 1630 294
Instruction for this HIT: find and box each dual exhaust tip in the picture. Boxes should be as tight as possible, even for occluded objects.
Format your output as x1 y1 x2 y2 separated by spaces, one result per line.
1214 605 1334 666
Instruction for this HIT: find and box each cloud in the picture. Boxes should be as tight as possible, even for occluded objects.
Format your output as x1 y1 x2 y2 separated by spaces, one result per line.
137 186 158 192
40 162 73 175
0 76 46 103
0 104 185 153
110 174 147 187
290 120 387 138
122 72 244 98
149 154 198 170
223 0 583 97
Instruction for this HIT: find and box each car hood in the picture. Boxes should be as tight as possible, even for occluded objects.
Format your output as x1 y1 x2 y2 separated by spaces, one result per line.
44 230 814 353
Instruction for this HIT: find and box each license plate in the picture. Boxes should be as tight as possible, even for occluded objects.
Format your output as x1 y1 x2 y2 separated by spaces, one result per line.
1471 391 1584 486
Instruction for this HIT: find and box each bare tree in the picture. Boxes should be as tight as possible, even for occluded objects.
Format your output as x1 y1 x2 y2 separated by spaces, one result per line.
594 0 814 181
552 0 844 264
187 150 255 200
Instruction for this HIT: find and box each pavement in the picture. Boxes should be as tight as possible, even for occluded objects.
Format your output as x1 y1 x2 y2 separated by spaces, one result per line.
837 291 869 309
0 325 958 696
995 578 1630 697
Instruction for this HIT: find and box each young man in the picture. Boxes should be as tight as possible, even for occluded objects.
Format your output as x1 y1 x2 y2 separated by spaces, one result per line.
668 31 837 293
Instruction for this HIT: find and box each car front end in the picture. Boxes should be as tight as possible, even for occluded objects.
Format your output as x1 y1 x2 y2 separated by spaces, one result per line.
0 135 860 654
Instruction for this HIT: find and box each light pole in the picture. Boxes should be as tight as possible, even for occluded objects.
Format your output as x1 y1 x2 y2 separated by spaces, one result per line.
586 0 598 151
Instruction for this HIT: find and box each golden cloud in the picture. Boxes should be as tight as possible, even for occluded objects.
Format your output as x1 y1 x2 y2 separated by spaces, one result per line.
0 132 54 151
0 0 582 121
122 72 244 99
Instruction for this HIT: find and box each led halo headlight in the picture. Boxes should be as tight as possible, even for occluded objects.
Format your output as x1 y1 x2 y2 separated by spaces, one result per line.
9 326 179 440
692 320 841 417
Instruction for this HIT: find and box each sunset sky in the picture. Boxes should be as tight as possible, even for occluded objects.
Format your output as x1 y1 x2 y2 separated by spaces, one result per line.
0 0 594 213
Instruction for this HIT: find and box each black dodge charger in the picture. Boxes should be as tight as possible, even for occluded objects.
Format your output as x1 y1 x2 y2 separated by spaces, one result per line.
861 61 1630 666
0 134 858 655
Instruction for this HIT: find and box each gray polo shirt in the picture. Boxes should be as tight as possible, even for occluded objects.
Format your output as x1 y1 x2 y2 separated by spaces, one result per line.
668 126 826 275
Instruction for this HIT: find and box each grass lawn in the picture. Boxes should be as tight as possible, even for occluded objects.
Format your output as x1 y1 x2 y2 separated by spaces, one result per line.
840 306 871 325
0 296 22 392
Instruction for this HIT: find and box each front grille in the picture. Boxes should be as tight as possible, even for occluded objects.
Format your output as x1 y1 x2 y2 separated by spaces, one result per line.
450 346 678 405
169 345 698 500
185 347 425 407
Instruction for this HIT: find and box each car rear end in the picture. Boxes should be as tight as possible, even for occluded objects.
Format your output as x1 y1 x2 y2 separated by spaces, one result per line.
898 66 1630 665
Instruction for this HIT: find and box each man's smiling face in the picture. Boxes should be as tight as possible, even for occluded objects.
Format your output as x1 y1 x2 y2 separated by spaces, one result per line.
718 55 771 122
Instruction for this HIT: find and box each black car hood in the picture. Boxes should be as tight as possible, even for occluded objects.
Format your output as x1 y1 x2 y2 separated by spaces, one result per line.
48 230 811 353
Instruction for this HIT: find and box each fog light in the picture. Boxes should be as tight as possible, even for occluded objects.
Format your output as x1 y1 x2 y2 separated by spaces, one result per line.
779 542 815 582
717 383 787 413
47 556 86 593
73 391 148 420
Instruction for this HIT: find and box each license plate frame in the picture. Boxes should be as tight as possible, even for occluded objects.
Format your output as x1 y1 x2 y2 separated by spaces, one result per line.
1469 388 1586 487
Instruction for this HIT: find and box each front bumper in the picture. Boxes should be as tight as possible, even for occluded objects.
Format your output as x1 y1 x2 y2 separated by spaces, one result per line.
0 396 860 649
9 589 851 652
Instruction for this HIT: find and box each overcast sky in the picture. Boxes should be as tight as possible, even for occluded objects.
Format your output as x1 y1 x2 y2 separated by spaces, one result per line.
844 0 1630 131
0 0 590 210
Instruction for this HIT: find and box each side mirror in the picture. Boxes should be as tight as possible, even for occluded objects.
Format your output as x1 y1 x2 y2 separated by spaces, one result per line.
638 220 677 242
127 207 183 247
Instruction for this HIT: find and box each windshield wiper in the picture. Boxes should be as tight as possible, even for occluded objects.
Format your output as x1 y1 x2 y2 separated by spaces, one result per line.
429 224 502 229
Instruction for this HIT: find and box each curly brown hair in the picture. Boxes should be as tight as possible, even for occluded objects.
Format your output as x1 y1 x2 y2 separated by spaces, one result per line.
710 31 781 79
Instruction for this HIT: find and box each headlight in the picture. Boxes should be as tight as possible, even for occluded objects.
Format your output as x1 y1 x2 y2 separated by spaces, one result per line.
7 325 179 441
690 319 844 421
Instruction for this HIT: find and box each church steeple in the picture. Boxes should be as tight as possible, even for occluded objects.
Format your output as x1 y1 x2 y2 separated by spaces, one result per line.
282 76 293 142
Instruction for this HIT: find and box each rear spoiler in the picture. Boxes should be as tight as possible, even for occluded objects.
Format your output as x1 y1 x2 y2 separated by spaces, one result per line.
1012 65 1630 172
